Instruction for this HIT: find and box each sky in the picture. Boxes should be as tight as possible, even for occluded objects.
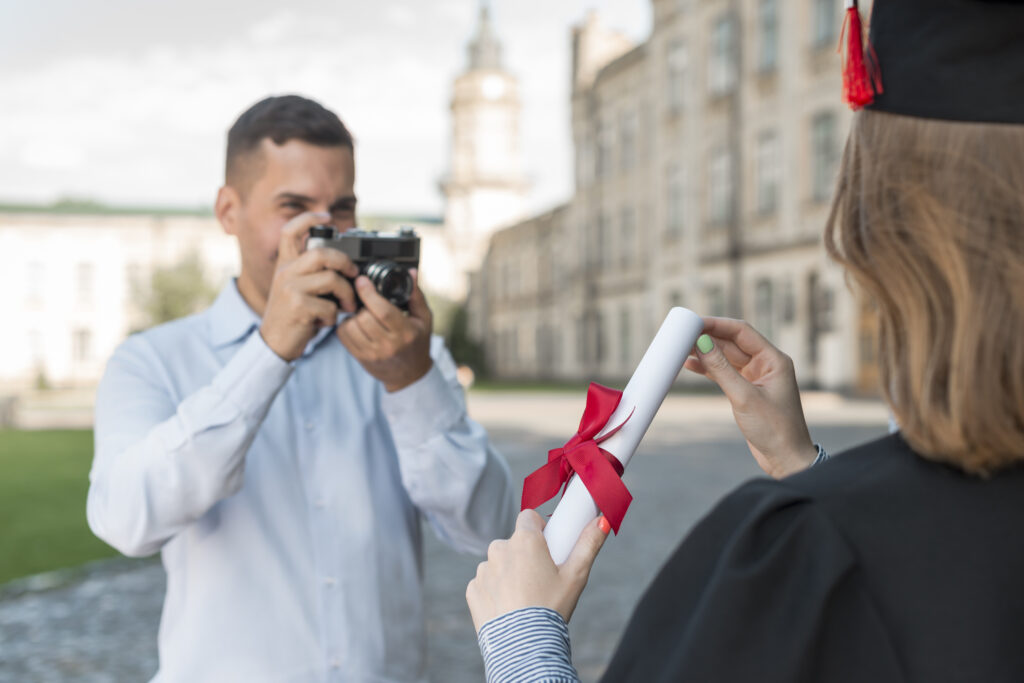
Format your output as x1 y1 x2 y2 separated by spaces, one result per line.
0 0 651 217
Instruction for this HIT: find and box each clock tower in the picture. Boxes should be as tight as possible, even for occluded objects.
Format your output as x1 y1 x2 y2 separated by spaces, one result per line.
442 1 528 300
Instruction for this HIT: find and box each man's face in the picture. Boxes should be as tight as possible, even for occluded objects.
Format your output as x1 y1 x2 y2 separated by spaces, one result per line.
226 138 356 299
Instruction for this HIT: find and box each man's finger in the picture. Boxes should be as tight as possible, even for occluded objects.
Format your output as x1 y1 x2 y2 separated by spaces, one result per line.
279 211 331 264
293 247 359 278
337 318 373 357
353 276 404 331
695 334 756 409
560 516 609 581
406 269 432 323
351 309 392 346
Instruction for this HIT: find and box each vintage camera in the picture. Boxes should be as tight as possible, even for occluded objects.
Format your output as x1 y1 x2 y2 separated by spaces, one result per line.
307 225 420 311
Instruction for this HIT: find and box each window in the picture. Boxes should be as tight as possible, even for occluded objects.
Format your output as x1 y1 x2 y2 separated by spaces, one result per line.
708 147 734 225
76 262 94 305
812 0 836 48
126 263 142 290
72 328 92 363
706 286 726 317
619 307 632 369
756 131 780 215
596 120 613 179
666 164 685 236
27 262 44 304
667 39 688 114
818 287 835 332
28 330 43 364
754 279 775 341
709 16 737 95
758 0 778 72
811 111 839 202
620 206 636 266
594 213 608 267
620 110 637 171
577 140 595 187
782 278 795 323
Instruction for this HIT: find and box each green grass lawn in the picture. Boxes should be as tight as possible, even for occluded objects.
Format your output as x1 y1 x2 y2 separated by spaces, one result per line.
0 430 118 585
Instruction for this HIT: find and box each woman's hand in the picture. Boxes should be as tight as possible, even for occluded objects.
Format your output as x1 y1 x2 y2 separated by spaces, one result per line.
685 317 817 479
466 510 610 632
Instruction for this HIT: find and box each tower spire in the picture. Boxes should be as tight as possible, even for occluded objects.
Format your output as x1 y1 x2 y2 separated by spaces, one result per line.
468 0 502 70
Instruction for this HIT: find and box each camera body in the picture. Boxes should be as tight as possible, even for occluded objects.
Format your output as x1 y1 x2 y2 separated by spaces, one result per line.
307 226 420 311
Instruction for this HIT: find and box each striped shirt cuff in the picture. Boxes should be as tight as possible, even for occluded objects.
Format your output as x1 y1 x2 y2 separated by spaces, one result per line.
811 443 830 466
477 607 580 683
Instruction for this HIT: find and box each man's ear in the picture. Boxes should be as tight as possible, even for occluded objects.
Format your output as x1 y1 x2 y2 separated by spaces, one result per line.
216 185 241 236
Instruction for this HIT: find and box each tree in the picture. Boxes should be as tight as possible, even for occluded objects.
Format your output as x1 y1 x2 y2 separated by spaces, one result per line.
136 252 218 328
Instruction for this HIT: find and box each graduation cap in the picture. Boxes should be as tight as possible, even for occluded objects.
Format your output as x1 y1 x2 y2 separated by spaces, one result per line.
840 0 1024 123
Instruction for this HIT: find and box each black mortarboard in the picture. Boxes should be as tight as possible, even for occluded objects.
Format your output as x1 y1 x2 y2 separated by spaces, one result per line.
841 0 1024 124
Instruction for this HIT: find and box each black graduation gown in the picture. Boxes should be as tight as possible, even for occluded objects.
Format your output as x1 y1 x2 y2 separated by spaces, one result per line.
601 433 1024 683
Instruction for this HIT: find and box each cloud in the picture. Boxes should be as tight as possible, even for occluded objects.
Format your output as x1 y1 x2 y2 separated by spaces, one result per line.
0 0 650 214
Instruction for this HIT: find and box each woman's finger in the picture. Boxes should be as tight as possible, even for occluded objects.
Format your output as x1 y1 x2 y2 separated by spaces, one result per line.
700 317 775 359
694 334 756 409
683 357 707 376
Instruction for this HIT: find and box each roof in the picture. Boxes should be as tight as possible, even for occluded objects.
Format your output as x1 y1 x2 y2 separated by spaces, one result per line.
0 200 442 225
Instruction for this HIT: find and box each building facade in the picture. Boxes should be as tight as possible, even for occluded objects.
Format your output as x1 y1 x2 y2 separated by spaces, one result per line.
474 0 875 392
0 206 445 391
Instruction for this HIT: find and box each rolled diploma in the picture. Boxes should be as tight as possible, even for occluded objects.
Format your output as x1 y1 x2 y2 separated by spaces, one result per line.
543 307 704 565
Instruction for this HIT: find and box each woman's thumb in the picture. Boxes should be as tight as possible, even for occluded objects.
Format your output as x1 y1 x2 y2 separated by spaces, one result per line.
561 516 610 580
695 334 753 408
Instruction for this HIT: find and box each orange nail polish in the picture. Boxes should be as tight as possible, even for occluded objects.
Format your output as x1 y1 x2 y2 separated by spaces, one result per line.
598 516 611 534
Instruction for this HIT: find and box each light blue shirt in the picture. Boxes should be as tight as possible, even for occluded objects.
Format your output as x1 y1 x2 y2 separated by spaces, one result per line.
87 281 516 683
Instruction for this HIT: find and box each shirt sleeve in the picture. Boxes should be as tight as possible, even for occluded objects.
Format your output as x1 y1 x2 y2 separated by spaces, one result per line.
600 479 905 683
477 607 580 683
381 335 516 554
87 331 293 557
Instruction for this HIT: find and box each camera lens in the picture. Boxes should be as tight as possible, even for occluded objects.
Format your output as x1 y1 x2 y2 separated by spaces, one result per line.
365 261 413 308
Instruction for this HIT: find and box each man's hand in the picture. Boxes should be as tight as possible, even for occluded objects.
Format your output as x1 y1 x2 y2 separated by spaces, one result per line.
336 269 433 392
684 317 817 478
466 510 610 632
260 212 360 362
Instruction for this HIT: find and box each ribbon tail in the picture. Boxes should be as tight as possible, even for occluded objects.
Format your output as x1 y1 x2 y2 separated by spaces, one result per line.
521 459 568 511
567 444 633 534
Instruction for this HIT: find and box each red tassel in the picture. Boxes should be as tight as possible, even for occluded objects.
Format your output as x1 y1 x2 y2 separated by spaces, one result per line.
838 2 881 110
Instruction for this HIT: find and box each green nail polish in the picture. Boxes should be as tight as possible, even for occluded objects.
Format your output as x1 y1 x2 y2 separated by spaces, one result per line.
697 334 714 354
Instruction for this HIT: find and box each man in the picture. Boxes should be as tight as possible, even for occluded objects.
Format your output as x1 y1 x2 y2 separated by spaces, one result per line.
87 94 516 682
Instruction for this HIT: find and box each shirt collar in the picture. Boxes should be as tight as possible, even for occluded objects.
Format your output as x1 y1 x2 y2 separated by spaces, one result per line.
208 280 261 348
208 279 347 356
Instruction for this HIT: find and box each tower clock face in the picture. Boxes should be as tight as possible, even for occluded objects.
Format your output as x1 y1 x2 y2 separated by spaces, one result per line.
482 75 506 100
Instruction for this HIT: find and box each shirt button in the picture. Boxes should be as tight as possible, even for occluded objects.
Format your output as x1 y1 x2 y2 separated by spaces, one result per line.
330 658 341 669
314 498 326 509
304 421 315 431
324 577 337 587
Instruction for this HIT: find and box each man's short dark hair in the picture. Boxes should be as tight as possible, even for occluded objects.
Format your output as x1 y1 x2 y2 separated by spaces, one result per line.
225 94 353 191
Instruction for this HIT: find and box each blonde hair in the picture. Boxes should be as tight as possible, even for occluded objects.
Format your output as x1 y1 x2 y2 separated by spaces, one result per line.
826 110 1024 475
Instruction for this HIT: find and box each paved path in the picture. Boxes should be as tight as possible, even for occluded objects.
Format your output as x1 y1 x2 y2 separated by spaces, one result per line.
0 393 888 682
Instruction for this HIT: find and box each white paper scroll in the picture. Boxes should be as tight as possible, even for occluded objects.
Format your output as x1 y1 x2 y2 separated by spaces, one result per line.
543 307 704 565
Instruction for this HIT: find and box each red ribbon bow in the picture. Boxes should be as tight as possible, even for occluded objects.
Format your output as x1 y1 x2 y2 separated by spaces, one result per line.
520 383 634 534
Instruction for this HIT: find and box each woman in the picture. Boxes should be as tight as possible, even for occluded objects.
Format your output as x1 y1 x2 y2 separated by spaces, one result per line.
466 1 1024 681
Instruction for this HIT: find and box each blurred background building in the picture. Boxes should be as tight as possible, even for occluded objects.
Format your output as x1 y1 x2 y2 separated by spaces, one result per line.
0 0 877 398
0 204 445 393
471 0 877 393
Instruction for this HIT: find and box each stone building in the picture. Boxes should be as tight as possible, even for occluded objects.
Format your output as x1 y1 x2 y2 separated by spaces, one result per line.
0 204 445 390
474 0 877 393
